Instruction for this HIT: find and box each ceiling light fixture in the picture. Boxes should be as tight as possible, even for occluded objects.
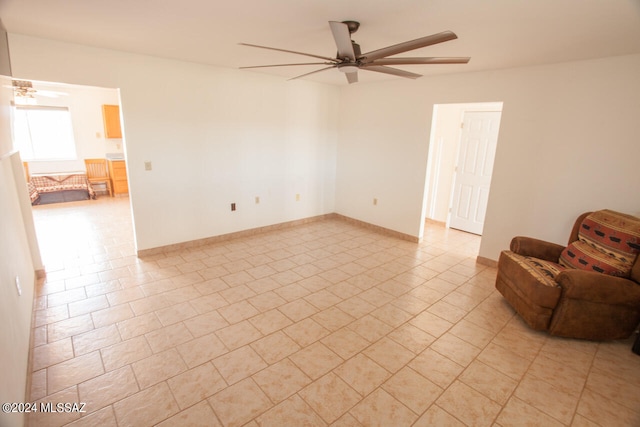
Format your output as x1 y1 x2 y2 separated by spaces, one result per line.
338 64 359 74
12 80 36 98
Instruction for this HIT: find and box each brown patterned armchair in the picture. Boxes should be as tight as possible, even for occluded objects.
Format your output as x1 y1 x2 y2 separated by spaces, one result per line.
495 210 640 340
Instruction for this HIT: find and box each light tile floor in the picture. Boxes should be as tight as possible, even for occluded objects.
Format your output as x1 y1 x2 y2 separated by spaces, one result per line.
27 197 640 426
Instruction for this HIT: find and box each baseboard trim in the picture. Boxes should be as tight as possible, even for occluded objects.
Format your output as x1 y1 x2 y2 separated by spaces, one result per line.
424 218 446 227
137 214 336 256
137 213 420 256
25 273 45 405
333 214 420 243
476 255 498 267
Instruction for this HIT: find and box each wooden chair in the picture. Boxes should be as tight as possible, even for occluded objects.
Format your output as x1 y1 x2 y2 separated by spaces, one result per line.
23 161 30 182
84 158 112 197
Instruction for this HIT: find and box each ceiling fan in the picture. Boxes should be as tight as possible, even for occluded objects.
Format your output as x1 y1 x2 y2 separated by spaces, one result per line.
239 20 470 84
8 79 67 98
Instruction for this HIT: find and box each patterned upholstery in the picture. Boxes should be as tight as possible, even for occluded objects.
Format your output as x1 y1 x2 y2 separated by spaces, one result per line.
502 251 565 287
559 209 640 277
496 210 640 340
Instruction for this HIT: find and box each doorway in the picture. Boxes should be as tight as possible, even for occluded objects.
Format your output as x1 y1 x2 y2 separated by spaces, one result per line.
10 78 134 258
13 79 125 177
423 102 503 235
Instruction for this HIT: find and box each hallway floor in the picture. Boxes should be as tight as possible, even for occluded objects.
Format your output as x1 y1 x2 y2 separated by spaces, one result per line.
27 197 640 426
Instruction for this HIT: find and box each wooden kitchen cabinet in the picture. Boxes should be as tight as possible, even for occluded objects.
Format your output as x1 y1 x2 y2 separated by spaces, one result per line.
102 104 122 139
108 159 128 195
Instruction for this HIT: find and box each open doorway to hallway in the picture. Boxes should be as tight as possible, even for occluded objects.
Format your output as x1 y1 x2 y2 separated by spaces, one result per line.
424 102 503 235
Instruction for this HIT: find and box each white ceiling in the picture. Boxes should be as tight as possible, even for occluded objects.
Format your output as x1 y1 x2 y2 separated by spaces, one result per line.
1 0 640 86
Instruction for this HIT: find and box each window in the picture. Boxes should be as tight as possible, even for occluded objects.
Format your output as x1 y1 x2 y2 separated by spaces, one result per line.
13 105 77 161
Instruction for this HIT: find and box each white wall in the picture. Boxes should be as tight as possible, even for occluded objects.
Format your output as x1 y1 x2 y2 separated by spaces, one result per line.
19 82 122 175
481 55 640 259
335 79 432 237
336 53 640 261
0 71 38 427
8 34 338 251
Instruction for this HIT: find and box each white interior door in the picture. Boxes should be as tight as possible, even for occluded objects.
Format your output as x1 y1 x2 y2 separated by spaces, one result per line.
449 111 501 235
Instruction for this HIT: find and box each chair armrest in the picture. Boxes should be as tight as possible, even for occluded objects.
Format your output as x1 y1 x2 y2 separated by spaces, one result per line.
555 269 640 306
510 236 565 262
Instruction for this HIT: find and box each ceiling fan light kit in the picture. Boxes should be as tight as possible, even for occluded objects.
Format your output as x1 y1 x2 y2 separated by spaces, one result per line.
338 64 359 73
7 79 67 99
12 79 36 98
240 20 470 84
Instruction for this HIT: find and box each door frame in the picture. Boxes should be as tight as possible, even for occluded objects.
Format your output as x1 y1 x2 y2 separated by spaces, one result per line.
422 102 503 236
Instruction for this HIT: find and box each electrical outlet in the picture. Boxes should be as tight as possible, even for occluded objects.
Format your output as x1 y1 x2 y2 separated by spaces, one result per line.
144 161 152 171
373 198 378 206
15 276 22 296
295 194 301 202
231 203 236 211
255 196 260 204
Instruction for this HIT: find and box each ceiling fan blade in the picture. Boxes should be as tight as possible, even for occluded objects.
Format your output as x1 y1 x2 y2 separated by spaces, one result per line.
362 65 422 79
288 66 336 81
366 57 470 66
239 43 337 62
329 21 356 61
360 31 458 62
240 62 332 69
345 71 358 84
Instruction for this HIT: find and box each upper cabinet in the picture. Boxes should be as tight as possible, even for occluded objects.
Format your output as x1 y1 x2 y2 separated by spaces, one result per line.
102 104 122 139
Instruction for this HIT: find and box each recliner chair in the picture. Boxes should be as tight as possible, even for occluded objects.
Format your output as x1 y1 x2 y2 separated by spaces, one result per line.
495 209 640 340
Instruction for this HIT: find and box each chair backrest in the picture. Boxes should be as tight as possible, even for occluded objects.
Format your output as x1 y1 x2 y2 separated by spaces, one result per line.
84 158 109 180
561 209 640 281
